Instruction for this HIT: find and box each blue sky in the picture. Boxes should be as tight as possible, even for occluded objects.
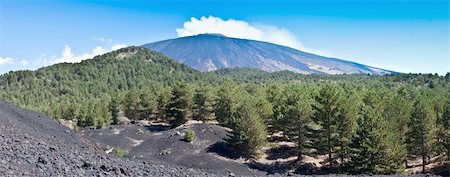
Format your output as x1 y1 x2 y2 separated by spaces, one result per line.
0 0 448 75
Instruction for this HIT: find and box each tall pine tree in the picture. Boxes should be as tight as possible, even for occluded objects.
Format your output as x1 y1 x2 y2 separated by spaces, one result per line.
283 85 314 160
383 94 412 170
215 80 239 127
226 97 268 158
346 91 399 174
166 81 193 127
408 97 438 173
193 85 216 121
265 84 287 133
335 90 359 170
442 96 450 173
311 84 341 167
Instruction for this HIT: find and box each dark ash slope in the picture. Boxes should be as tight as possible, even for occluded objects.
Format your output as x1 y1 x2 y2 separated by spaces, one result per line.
81 122 266 176
0 100 215 177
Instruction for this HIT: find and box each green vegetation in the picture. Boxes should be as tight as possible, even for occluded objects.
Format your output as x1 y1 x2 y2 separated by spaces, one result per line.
310 85 343 167
166 81 193 127
226 97 268 158
193 85 216 121
345 92 397 174
0 46 449 174
408 97 438 173
281 85 314 159
184 128 196 142
114 146 123 158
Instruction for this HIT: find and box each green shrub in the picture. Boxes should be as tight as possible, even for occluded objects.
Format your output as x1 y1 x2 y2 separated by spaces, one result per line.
184 128 195 142
114 146 123 157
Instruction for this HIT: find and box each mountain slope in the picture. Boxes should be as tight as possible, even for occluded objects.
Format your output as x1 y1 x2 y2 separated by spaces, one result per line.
143 34 392 75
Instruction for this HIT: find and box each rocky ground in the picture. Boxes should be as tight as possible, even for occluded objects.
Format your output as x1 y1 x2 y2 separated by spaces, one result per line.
0 100 215 177
82 120 265 176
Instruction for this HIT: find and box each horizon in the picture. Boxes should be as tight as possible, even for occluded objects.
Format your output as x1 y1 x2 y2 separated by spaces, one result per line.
0 0 448 75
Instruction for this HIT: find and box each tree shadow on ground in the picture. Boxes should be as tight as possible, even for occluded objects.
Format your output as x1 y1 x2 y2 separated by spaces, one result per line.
206 141 242 160
430 162 449 177
246 159 297 174
145 124 172 132
266 145 297 160
267 135 288 143
247 159 328 175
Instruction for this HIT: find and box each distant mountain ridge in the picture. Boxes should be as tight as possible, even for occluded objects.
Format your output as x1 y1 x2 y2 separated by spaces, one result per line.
143 33 393 75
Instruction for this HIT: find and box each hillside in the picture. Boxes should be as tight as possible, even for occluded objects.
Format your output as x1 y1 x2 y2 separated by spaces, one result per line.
143 34 392 75
0 47 207 113
0 46 446 126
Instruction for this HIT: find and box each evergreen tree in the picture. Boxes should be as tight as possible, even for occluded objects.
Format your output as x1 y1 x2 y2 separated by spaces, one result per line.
193 86 216 121
311 85 342 167
124 88 142 120
335 91 359 169
346 92 397 174
408 97 438 173
442 97 450 167
255 98 273 125
383 94 412 170
432 89 450 161
265 84 287 133
140 89 159 120
282 85 314 160
157 87 171 121
166 81 193 127
215 80 238 127
226 97 268 158
109 96 121 124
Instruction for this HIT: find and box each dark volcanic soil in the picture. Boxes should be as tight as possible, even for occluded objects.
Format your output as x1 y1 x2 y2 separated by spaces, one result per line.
82 121 266 176
0 100 216 176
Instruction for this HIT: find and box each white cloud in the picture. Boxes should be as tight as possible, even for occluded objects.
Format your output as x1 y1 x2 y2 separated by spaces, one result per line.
0 57 13 65
47 43 128 65
92 37 112 43
50 45 106 64
111 44 128 51
176 16 329 55
19 60 29 66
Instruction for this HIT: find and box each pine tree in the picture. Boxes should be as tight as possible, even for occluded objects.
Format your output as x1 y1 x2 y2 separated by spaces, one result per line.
265 84 287 133
282 85 314 160
383 94 412 171
226 97 268 158
124 88 141 120
408 97 438 173
431 89 450 163
311 84 341 167
441 97 450 173
166 81 193 127
109 96 120 124
215 80 238 127
157 87 171 121
255 98 273 125
335 91 359 170
193 86 216 121
140 89 158 120
346 92 396 174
